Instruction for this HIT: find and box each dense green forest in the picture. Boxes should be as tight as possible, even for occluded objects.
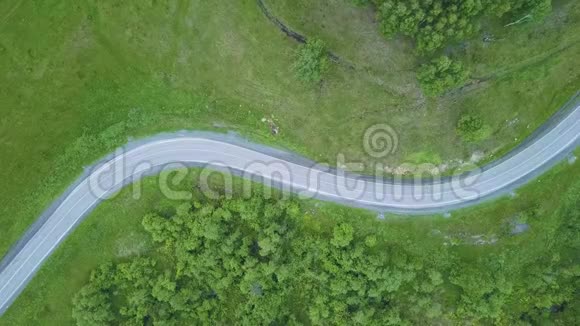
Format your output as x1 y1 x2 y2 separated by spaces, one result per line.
73 184 579 325
372 0 552 53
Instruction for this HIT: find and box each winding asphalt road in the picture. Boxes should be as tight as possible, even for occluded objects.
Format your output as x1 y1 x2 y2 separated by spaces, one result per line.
0 99 579 315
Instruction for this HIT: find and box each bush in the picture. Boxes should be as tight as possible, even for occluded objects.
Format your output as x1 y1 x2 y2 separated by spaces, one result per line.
294 38 329 83
417 56 469 96
456 113 492 142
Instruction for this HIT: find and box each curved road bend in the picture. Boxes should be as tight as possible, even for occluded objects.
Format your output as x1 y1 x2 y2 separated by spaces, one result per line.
0 103 579 315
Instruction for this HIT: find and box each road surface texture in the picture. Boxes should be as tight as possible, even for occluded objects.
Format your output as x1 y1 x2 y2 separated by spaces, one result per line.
0 99 579 315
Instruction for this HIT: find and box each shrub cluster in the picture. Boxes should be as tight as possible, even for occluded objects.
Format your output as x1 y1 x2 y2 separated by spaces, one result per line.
456 112 492 142
294 38 329 83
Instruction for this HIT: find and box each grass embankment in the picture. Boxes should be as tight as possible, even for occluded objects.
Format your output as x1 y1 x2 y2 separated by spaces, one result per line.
0 0 578 259
1 154 579 324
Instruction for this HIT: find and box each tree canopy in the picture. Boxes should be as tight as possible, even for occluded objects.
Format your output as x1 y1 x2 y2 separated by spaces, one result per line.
373 0 553 54
417 55 469 96
73 184 580 325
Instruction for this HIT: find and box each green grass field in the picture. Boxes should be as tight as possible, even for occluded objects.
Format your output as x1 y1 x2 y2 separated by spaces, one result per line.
267 0 580 160
0 0 579 291
1 154 579 325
